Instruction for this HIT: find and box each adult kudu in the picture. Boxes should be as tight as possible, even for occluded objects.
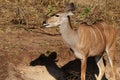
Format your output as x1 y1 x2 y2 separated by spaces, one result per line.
41 3 116 80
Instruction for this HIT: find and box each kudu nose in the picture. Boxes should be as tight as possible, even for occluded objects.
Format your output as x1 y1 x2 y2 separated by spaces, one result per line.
42 21 46 24
41 21 47 28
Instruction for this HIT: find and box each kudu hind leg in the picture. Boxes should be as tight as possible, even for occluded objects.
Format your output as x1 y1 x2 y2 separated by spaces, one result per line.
106 49 116 80
95 56 105 80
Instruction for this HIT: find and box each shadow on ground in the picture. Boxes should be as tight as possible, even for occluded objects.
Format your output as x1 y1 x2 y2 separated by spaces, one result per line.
30 52 107 80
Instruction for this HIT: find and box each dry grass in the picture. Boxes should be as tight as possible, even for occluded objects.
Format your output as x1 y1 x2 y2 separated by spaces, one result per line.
0 0 119 60
0 0 119 46
0 0 119 25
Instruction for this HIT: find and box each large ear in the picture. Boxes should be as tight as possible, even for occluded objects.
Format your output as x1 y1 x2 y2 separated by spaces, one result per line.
65 3 76 12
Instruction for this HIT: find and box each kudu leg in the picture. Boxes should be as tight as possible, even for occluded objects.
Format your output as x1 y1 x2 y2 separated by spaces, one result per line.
95 56 105 80
81 58 87 80
106 49 116 80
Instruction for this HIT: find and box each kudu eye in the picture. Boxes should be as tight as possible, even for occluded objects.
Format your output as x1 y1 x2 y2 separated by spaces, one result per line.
55 14 59 17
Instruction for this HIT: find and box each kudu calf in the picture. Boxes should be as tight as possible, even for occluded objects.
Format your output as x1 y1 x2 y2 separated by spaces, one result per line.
41 3 116 80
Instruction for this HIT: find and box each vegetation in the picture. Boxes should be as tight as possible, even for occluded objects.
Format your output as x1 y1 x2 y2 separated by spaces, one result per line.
0 0 119 25
0 0 119 46
0 0 119 48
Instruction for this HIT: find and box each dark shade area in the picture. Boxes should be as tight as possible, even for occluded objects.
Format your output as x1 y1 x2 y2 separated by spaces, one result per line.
30 52 107 80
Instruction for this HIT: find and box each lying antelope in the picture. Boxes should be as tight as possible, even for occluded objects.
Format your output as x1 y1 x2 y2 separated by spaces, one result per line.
41 3 116 80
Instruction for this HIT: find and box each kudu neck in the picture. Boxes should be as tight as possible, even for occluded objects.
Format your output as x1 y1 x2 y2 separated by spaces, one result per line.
59 16 78 48
59 16 74 34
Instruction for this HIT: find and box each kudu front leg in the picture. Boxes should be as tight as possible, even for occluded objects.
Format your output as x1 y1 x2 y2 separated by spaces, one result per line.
81 58 87 80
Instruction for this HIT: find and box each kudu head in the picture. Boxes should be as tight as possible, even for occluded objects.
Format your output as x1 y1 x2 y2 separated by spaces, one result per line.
41 3 76 28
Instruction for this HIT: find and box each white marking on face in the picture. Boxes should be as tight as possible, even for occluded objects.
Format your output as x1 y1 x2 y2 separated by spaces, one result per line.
43 11 74 28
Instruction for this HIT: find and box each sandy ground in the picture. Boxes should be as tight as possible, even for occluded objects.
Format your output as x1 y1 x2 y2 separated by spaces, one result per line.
0 24 119 80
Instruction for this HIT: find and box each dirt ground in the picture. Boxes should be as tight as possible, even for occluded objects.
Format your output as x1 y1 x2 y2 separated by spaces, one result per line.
0 23 119 80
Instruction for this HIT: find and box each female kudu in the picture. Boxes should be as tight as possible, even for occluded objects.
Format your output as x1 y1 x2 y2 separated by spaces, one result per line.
41 3 116 80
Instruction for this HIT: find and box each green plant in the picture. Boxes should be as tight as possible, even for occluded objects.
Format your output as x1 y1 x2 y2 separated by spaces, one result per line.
47 4 56 17
48 5 53 12
78 7 91 20
84 7 90 14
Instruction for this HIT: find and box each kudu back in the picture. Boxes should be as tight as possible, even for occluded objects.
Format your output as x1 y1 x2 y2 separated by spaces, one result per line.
41 3 116 80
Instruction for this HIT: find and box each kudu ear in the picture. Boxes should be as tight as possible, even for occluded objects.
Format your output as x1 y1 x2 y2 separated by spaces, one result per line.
65 3 76 12
64 3 76 16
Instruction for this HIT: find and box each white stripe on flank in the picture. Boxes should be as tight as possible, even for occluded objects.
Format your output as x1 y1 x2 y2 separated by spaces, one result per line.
94 25 105 45
101 22 105 34
89 27 97 43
